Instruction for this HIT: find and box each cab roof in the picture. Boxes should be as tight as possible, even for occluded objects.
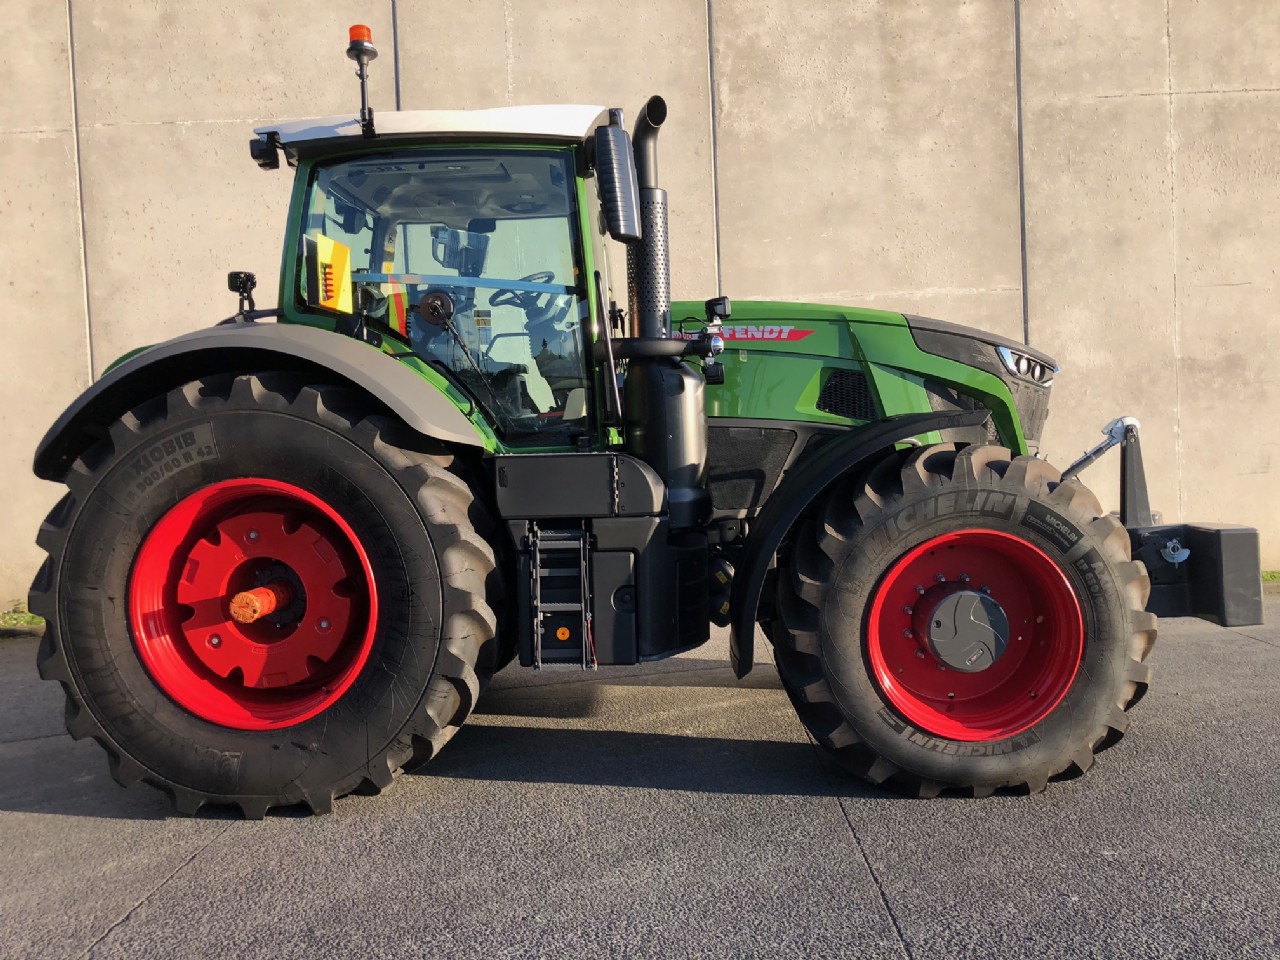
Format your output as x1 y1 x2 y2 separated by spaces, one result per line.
255 104 609 150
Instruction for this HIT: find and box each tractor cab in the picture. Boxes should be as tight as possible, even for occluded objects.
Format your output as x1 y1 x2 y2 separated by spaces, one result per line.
298 145 594 444
255 108 621 449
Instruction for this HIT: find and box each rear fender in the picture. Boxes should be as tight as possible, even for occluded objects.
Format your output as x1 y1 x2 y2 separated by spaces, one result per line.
729 409 990 677
34 323 488 482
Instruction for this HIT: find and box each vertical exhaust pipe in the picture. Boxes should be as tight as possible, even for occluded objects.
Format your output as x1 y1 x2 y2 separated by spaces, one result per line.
621 95 709 532
627 96 670 339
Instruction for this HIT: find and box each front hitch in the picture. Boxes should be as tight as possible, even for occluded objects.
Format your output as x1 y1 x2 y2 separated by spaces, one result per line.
1060 417 1263 627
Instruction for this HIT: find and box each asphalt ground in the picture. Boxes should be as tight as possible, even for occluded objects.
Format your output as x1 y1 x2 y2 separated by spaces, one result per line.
2 594 1277 960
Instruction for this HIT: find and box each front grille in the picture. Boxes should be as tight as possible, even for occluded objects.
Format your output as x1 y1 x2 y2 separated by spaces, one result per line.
816 369 877 420
706 426 797 510
1007 378 1050 448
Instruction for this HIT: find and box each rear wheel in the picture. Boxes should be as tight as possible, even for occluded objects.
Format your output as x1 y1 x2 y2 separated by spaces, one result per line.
769 443 1156 796
30 373 502 817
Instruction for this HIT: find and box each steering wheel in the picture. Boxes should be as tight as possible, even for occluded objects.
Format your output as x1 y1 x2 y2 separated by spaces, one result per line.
488 271 558 312
489 270 575 332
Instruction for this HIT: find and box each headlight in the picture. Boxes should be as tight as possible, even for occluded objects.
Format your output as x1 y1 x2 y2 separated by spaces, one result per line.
996 345 1057 386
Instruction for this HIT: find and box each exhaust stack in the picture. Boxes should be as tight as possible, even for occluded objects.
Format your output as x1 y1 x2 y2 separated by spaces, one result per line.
627 96 670 339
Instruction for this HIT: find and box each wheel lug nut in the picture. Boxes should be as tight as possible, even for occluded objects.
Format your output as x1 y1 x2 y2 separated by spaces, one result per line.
981 586 992 595
319 618 331 631
915 650 926 659
902 605 913 615
935 573 946 583
210 634 222 648
960 573 971 583
246 529 259 543
915 585 926 595
902 628 913 638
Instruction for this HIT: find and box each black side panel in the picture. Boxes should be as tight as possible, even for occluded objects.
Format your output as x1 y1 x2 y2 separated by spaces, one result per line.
492 453 665 519
728 409 990 677
35 323 484 482
592 551 638 663
595 517 709 660
704 418 850 520
924 380 1000 446
705 425 798 512
1130 523 1264 627
623 357 709 528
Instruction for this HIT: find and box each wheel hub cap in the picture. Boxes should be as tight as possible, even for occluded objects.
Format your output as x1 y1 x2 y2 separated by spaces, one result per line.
918 588 1010 673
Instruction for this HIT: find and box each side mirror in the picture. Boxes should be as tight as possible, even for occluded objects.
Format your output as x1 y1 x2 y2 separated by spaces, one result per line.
593 125 642 244
249 136 279 170
228 271 257 314
227 271 257 296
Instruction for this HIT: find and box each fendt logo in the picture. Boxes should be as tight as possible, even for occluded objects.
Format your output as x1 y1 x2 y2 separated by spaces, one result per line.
681 325 816 342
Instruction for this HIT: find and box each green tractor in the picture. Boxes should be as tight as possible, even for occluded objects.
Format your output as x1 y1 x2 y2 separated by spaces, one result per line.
30 27 1262 817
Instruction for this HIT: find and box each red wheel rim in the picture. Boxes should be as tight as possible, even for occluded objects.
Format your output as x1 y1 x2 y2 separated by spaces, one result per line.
866 529 1083 741
128 478 377 730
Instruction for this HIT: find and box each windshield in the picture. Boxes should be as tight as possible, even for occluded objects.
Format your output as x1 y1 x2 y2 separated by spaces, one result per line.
300 149 591 443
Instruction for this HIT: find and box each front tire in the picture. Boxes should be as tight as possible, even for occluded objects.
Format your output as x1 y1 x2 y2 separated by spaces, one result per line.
30 373 501 817
770 444 1156 796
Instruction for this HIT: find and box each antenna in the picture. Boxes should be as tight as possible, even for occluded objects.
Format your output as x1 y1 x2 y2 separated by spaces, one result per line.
346 24 378 138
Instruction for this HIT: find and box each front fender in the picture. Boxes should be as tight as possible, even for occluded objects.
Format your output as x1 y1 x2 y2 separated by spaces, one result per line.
729 409 991 677
34 322 488 482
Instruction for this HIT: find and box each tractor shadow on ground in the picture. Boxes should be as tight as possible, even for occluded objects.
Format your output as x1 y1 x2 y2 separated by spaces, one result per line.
431 667 891 800
477 658 783 720
423 722 892 800
0 735 175 821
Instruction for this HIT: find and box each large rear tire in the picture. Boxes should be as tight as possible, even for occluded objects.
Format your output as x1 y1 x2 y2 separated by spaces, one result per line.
30 373 502 817
769 443 1156 796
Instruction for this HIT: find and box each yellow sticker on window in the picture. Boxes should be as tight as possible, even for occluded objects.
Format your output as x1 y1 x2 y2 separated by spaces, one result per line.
303 234 353 314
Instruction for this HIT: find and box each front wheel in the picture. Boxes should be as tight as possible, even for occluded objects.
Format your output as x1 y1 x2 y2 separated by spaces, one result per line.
769 444 1156 796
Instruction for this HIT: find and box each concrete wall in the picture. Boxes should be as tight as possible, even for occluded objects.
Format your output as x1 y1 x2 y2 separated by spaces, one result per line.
2 0 1276 605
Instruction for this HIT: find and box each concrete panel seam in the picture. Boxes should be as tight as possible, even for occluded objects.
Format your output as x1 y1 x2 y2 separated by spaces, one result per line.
784 285 1021 303
391 0 403 111
502 0 514 106
66 0 94 382
0 731 67 747
71 117 286 130
76 824 232 957
816 740 915 960
0 125 74 136
1230 631 1280 650
1014 0 1030 345
705 0 723 296
1165 0 1186 522
1037 87 1280 102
